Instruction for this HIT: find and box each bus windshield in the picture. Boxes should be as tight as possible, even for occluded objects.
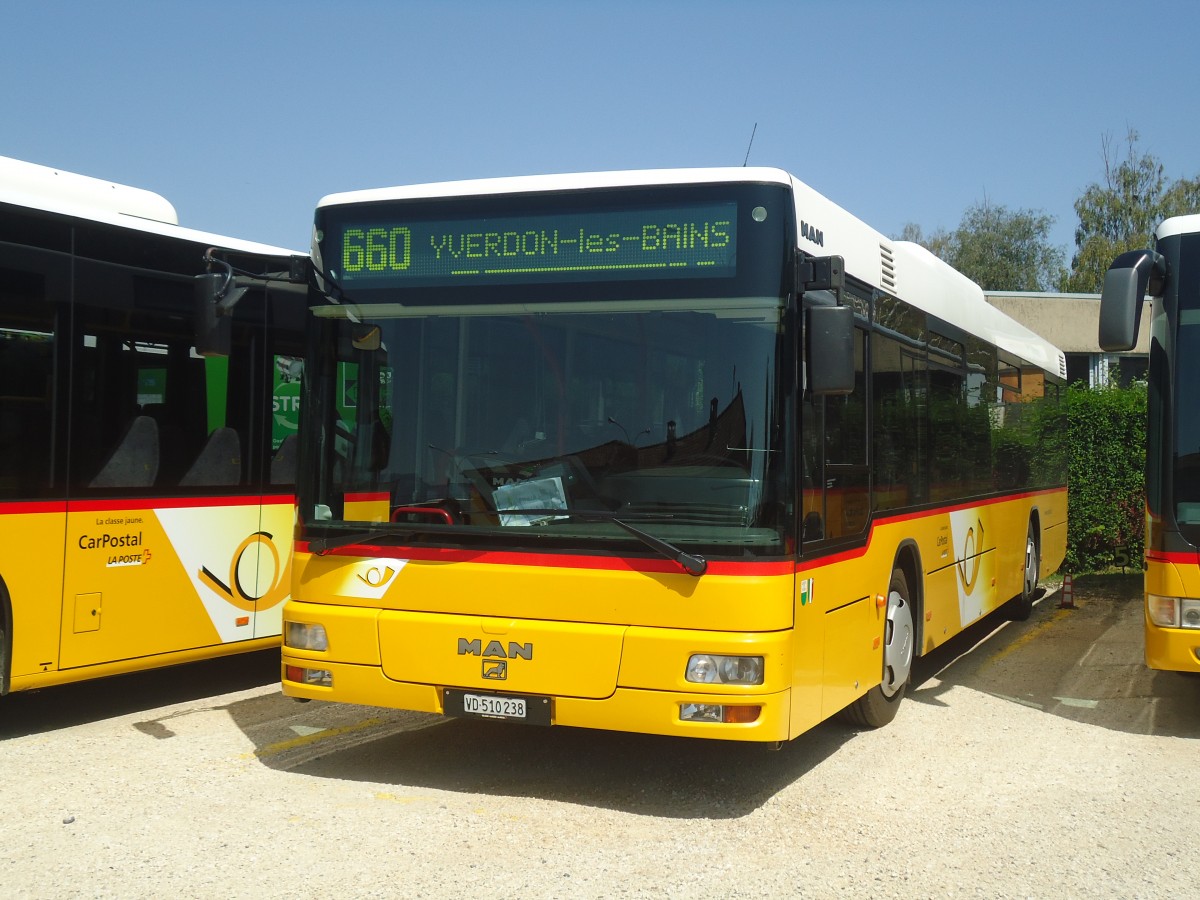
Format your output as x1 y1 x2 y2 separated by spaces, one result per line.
1171 232 1200 541
302 181 796 561
304 296 792 558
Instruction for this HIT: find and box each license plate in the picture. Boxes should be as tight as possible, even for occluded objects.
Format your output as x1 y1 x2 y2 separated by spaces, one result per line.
443 689 552 725
465 693 525 718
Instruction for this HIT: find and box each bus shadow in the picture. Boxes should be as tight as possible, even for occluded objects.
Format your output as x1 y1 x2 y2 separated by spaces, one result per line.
253 709 862 820
908 576 1200 739
225 576 1198 819
247 596 1066 820
0 649 280 740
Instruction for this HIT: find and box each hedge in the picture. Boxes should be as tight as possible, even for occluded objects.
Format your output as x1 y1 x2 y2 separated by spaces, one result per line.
1057 381 1147 573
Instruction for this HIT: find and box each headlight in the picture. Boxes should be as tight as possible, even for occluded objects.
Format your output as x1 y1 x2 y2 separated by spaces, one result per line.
685 654 764 685
1147 595 1200 629
285 622 329 651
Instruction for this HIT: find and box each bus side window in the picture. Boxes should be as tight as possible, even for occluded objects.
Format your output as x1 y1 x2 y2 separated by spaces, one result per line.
271 434 298 485
801 392 824 542
0 316 56 499
178 427 241 486
87 415 159 488
0 246 65 499
270 355 304 486
70 261 218 493
823 327 869 538
872 331 927 511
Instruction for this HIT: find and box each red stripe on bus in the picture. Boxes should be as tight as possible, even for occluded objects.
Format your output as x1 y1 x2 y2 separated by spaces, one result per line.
1146 549 1200 564
65 494 296 513
872 487 1063 528
345 492 390 503
296 540 796 577
0 500 69 515
297 487 1062 575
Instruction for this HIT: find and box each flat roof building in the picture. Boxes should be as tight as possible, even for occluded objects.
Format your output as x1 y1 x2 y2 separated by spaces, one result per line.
986 291 1150 387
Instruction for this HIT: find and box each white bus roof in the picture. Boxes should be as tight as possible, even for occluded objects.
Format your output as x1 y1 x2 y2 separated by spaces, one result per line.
0 155 301 258
1157 214 1200 241
317 166 1065 377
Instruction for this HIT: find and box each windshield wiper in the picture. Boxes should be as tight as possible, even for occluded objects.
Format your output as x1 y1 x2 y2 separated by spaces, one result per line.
609 516 708 577
500 509 707 577
306 511 707 576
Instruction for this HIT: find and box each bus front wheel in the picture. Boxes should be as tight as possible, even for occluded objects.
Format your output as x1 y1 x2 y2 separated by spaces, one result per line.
842 568 914 728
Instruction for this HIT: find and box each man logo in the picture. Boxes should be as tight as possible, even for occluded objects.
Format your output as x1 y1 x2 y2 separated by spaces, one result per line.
482 659 508 680
457 639 533 660
458 638 532 682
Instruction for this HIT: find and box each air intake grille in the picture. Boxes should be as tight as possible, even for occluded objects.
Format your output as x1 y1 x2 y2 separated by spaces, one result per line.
880 243 896 293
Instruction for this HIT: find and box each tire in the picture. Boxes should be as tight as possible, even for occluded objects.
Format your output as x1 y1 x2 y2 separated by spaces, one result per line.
0 610 8 697
1006 520 1040 621
0 584 9 697
842 568 914 728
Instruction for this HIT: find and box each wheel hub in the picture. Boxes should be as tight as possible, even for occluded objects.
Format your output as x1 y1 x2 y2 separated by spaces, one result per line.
881 589 914 697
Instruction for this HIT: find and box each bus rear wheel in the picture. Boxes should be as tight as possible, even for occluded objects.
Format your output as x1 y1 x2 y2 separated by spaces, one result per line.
1006 520 1040 621
842 568 914 728
0 584 9 697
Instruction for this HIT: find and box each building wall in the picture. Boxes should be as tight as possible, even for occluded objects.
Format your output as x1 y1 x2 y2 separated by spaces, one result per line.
986 292 1150 387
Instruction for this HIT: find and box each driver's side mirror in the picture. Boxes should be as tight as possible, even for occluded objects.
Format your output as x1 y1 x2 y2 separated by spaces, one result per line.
194 272 233 358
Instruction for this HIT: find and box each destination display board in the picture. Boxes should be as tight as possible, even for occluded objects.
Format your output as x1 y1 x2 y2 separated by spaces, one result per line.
325 201 738 288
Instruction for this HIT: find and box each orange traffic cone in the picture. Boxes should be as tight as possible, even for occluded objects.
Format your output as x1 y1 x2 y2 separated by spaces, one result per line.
1059 572 1075 608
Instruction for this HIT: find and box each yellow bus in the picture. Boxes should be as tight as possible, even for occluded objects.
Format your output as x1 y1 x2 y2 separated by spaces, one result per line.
282 168 1067 742
1100 216 1200 672
0 156 305 696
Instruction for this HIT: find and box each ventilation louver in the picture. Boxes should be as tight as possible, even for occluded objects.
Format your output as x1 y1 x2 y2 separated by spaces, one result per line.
880 243 896 293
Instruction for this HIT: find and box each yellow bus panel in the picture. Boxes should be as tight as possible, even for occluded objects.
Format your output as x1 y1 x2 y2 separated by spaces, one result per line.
284 490 1065 742
1144 557 1200 672
5 497 293 691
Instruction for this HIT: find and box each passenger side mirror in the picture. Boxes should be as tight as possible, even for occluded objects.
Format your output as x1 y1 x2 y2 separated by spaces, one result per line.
807 305 855 396
1098 249 1166 352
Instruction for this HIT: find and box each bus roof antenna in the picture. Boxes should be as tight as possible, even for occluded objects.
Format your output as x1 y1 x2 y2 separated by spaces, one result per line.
742 123 757 166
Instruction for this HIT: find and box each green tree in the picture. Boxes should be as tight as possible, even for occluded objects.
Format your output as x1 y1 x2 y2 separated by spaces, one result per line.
896 221 952 261
1064 130 1200 293
899 202 1066 291
1163 174 1200 221
949 201 1066 291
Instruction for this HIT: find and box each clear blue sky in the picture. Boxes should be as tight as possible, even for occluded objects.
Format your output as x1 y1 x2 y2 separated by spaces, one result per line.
6 1 1198 257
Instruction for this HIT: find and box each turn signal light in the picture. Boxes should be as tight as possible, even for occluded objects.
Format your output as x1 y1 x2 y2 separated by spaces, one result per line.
285 665 332 687
679 703 761 724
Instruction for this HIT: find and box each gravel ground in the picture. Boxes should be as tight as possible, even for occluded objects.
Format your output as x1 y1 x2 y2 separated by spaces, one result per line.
1 578 1197 899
